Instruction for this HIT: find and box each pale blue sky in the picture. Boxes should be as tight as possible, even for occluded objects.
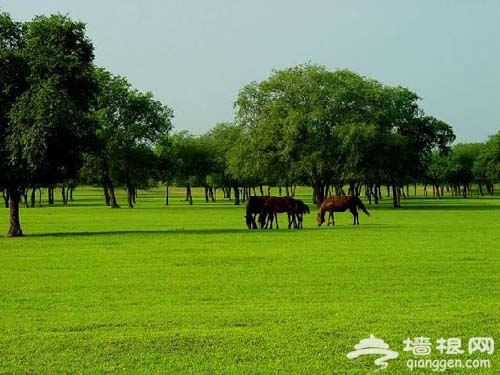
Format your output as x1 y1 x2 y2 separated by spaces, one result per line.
2 0 499 142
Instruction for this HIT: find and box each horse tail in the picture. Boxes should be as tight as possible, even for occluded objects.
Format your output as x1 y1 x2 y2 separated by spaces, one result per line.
356 197 370 216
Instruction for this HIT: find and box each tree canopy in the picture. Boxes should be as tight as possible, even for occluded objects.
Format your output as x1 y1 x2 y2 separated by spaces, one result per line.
234 64 456 206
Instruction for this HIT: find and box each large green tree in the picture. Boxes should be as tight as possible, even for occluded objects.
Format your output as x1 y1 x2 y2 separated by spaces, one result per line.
234 64 455 207
1 13 97 236
89 68 173 208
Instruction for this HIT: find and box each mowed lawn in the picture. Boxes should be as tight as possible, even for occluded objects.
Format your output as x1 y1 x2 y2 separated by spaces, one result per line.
0 187 499 374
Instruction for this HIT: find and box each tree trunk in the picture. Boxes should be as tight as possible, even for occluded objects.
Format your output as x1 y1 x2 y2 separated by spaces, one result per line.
366 185 372 205
376 185 382 201
312 181 325 207
7 189 23 237
126 176 135 208
38 188 42 207
21 188 29 208
127 186 135 208
392 183 401 208
233 184 240 205
30 188 36 208
165 184 169 205
107 183 120 208
103 182 111 206
48 186 55 205
61 184 68 205
225 187 231 200
2 189 9 208
186 184 193 205
348 182 355 196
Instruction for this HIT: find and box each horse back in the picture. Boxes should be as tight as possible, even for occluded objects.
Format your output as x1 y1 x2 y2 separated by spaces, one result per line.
246 195 270 214
323 195 356 212
267 196 296 213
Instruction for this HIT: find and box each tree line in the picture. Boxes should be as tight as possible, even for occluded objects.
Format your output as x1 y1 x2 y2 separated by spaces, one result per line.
2 13 500 237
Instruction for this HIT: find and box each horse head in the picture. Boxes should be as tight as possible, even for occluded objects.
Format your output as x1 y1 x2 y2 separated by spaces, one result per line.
316 212 325 226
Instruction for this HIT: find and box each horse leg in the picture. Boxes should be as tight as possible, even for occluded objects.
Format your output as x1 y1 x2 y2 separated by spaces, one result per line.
275 212 279 229
350 207 359 225
328 211 335 226
266 212 273 229
252 213 259 229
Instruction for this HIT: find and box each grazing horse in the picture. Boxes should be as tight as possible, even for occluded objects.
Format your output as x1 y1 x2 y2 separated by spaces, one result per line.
260 196 297 229
292 199 310 229
245 195 270 229
317 196 370 226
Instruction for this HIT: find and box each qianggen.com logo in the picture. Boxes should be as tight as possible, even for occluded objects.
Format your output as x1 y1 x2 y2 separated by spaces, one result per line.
346 335 494 372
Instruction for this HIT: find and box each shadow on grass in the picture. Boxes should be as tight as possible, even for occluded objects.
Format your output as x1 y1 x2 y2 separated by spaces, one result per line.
22 223 394 238
25 228 252 238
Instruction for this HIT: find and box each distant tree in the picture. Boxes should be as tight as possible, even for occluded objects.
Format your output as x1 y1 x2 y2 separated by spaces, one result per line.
203 123 259 204
445 143 482 198
474 132 500 195
168 131 211 205
91 68 173 208
1 13 97 236
425 151 449 198
155 134 175 205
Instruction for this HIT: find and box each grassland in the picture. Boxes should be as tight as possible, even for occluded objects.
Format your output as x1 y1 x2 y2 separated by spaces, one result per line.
0 187 499 374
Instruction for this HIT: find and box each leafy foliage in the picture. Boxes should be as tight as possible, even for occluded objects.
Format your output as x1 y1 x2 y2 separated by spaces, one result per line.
234 64 455 205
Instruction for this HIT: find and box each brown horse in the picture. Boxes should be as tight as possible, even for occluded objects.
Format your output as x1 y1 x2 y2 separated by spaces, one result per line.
260 196 297 229
245 195 270 229
317 196 370 226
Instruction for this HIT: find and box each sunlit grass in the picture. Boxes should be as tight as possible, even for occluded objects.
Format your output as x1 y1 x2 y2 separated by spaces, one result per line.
0 187 499 374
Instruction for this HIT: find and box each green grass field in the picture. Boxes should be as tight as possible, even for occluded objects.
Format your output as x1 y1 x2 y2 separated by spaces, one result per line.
1 187 499 374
